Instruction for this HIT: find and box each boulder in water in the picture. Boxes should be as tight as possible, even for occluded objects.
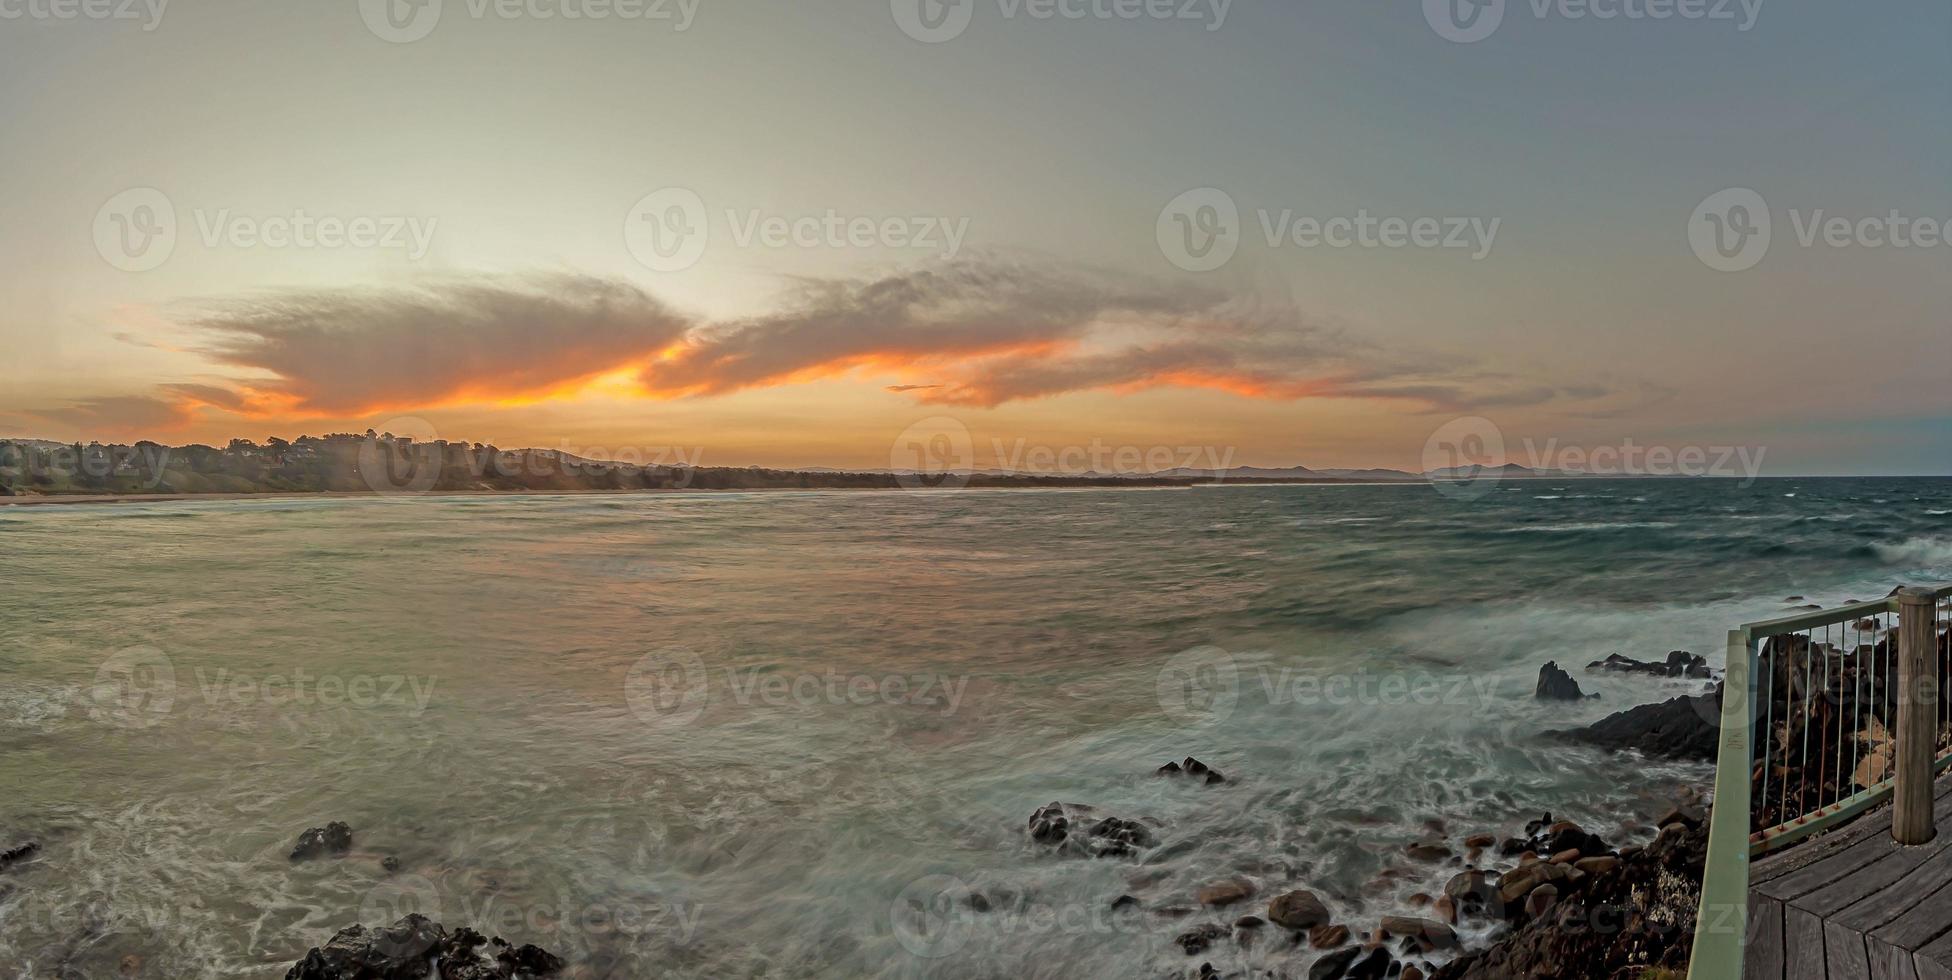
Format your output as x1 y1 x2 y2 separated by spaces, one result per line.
289 822 353 862
1534 662 1587 700
1544 687 1720 761
284 914 563 979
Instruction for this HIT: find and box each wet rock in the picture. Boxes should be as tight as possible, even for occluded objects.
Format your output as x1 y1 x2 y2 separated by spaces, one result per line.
1347 948 1395 979
1442 870 1495 917
1658 803 1705 830
0 840 39 869
1197 879 1255 907
1379 916 1459 952
1026 802 1155 858
1574 856 1619 875
284 915 565 979
1534 662 1586 701
1404 840 1451 862
1522 884 1559 918
1110 894 1140 911
1431 822 1707 980
1584 651 1707 678
1462 833 1494 849
1308 923 1350 948
1309 947 1360 980
380 856 401 873
1234 914 1264 929
494 941 565 977
1175 923 1228 955
1545 688 1720 761
1158 757 1226 785
289 822 353 862
1266 889 1331 930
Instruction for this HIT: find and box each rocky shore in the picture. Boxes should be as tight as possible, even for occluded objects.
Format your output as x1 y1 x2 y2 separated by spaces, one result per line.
1005 653 1732 979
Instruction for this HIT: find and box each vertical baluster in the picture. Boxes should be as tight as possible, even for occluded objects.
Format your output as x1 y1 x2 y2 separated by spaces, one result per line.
1801 626 1815 818
1761 635 1775 828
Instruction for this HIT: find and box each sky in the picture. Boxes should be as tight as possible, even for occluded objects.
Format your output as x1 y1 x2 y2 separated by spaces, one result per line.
1 0 1948 475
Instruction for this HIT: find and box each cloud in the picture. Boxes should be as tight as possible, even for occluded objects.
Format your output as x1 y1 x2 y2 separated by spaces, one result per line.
184 273 694 416
49 256 1609 429
28 395 198 434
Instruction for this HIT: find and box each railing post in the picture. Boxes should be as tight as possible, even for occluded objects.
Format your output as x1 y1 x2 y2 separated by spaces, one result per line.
1894 587 1939 845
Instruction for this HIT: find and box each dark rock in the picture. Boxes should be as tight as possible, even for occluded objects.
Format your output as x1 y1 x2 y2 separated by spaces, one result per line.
289 822 353 862
1110 894 1140 911
1027 802 1154 858
1158 757 1226 785
1430 822 1707 980
1196 879 1255 907
380 856 401 873
1175 923 1228 955
1442 870 1497 917
495 943 565 976
1234 914 1264 929
1347 948 1395 980
284 914 564 979
1308 923 1350 948
1658 803 1705 830
1266 889 1331 930
1584 650 1708 678
1534 662 1585 701
0 840 39 869
1545 688 1720 761
1309 946 1361 980
1379 916 1459 952
1405 840 1451 862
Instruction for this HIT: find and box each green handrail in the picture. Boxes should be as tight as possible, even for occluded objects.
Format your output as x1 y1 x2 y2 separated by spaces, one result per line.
1686 627 1754 980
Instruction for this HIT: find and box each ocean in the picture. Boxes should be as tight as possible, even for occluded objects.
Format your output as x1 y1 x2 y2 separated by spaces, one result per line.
3 476 1950 977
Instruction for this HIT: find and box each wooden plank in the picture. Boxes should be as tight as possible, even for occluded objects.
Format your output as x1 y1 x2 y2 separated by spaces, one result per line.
1747 894 1786 980
1767 832 1907 901
1762 783 1952 900
1751 763 1952 886
1799 843 1943 919
1834 846 1952 933
1917 949 1952 980
1906 918 1952 976
1871 877 1952 952
1828 919 1873 980
1755 808 1897 886
1788 905 1830 980
1872 940 1923 980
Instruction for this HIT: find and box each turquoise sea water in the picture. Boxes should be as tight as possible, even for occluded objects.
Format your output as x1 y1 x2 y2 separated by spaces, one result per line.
3 477 1951 978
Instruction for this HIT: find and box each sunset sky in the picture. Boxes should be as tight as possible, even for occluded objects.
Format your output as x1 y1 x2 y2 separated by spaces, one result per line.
2 0 1948 474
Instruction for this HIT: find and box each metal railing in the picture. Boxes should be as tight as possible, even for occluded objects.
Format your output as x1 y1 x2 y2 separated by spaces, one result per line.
1687 584 1952 980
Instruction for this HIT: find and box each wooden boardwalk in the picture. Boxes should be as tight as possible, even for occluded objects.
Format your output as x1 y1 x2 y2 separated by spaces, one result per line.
1748 774 1952 980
